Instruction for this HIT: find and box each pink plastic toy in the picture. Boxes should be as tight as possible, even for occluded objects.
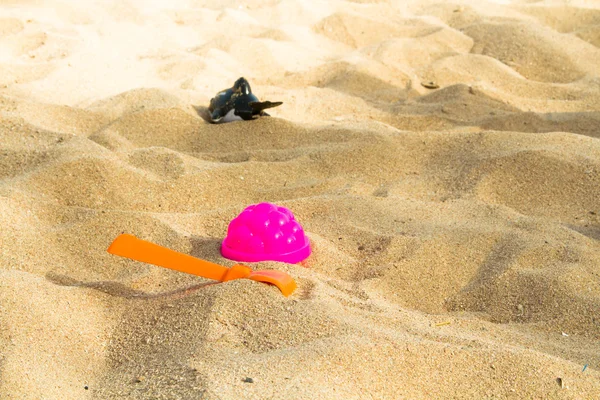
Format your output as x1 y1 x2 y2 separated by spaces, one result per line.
221 202 311 264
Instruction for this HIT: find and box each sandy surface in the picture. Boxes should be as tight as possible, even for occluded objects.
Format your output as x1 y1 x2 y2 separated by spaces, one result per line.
1 0 600 398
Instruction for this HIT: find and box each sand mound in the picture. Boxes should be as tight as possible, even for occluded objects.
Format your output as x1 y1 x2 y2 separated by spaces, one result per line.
2 1 600 399
313 13 409 48
463 21 586 83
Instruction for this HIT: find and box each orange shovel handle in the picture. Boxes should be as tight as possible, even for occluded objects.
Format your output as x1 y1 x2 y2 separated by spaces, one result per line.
108 234 251 281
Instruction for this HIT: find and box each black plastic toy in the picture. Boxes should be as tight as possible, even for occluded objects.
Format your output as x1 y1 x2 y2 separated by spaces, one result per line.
208 77 282 123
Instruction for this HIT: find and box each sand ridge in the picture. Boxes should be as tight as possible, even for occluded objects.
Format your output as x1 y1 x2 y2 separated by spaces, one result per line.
1 0 600 398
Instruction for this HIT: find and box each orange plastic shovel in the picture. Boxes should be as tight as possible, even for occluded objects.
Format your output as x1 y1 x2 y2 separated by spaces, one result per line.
107 234 296 297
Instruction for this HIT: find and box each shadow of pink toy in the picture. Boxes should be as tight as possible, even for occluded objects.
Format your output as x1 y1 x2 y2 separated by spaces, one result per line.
221 202 311 264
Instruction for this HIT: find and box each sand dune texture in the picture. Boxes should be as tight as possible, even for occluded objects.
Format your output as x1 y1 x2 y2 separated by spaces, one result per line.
1 0 600 398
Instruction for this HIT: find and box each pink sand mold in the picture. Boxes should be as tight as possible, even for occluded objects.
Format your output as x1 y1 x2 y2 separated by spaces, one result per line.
221 202 311 264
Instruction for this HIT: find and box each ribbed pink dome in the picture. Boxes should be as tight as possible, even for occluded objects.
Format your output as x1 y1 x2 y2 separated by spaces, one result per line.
221 203 311 263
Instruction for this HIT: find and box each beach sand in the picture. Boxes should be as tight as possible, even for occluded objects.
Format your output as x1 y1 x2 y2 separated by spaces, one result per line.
1 0 600 398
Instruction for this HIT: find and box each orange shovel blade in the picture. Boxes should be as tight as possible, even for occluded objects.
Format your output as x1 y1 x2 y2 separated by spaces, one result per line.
249 270 297 297
107 234 296 297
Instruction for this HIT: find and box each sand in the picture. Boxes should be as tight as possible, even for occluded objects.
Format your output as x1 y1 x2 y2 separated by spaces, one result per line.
1 0 600 398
